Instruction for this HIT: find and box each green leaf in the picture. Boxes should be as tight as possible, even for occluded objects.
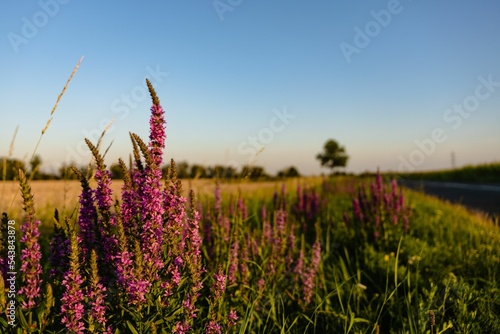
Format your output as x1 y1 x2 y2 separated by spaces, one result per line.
126 320 140 334
18 309 29 330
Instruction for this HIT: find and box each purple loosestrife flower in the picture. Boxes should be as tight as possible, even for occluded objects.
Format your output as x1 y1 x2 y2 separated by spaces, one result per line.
74 169 97 260
173 321 191 334
181 193 204 321
141 167 166 277
88 250 108 332
219 216 231 243
305 189 320 224
228 195 235 216
120 174 139 236
214 184 222 214
383 193 391 211
403 216 410 232
61 272 85 333
114 213 150 305
228 309 238 327
237 197 248 220
250 236 259 257
148 104 166 166
172 264 182 286
19 219 43 309
197 200 204 221
273 191 279 209
228 241 240 285
129 81 167 279
48 221 70 279
206 320 222 334
257 278 265 291
275 210 287 238
147 79 166 166
85 139 118 273
262 210 272 245
294 248 305 282
285 233 296 270
370 182 380 211
358 186 368 212
212 267 227 301
293 185 304 215
269 209 288 274
240 236 251 284
392 214 398 226
261 204 267 222
163 171 187 256
114 250 150 305
94 168 113 217
374 216 381 240
18 170 43 309
61 232 85 334
343 211 350 227
203 219 213 257
352 198 363 223
186 193 203 266
181 294 197 321
391 179 398 201
398 191 405 212
375 171 383 198
302 240 321 305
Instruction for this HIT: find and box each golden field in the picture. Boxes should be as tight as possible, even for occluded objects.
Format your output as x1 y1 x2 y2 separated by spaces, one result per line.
1 177 320 225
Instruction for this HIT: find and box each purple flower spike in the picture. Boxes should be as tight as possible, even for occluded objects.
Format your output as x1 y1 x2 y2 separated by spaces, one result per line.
61 233 85 334
19 219 43 309
228 309 238 327
212 266 227 301
302 240 321 305
149 103 166 167
76 180 97 259
228 241 240 285
206 320 222 334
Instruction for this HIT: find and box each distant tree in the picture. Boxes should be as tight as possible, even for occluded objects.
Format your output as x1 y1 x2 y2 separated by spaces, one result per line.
190 164 207 179
29 155 43 180
277 166 301 178
161 160 190 179
240 165 268 180
109 163 125 179
176 161 190 179
58 163 88 180
1 158 26 180
316 139 349 174
208 165 237 179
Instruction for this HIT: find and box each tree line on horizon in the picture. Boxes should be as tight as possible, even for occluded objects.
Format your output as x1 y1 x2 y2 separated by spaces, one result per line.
1 138 351 181
0 156 303 181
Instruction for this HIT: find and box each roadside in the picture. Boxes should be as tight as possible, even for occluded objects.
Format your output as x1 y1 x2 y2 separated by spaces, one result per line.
398 179 500 220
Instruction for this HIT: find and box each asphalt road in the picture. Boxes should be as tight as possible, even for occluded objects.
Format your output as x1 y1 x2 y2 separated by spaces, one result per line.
398 180 500 219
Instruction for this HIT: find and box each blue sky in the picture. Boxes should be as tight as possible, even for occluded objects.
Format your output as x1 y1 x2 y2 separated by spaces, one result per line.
1 0 499 176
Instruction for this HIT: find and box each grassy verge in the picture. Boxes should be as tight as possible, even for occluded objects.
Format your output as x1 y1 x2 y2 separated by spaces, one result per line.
394 162 500 183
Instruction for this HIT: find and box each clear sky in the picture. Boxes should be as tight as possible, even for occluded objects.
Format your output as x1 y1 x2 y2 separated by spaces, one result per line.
1 0 499 176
